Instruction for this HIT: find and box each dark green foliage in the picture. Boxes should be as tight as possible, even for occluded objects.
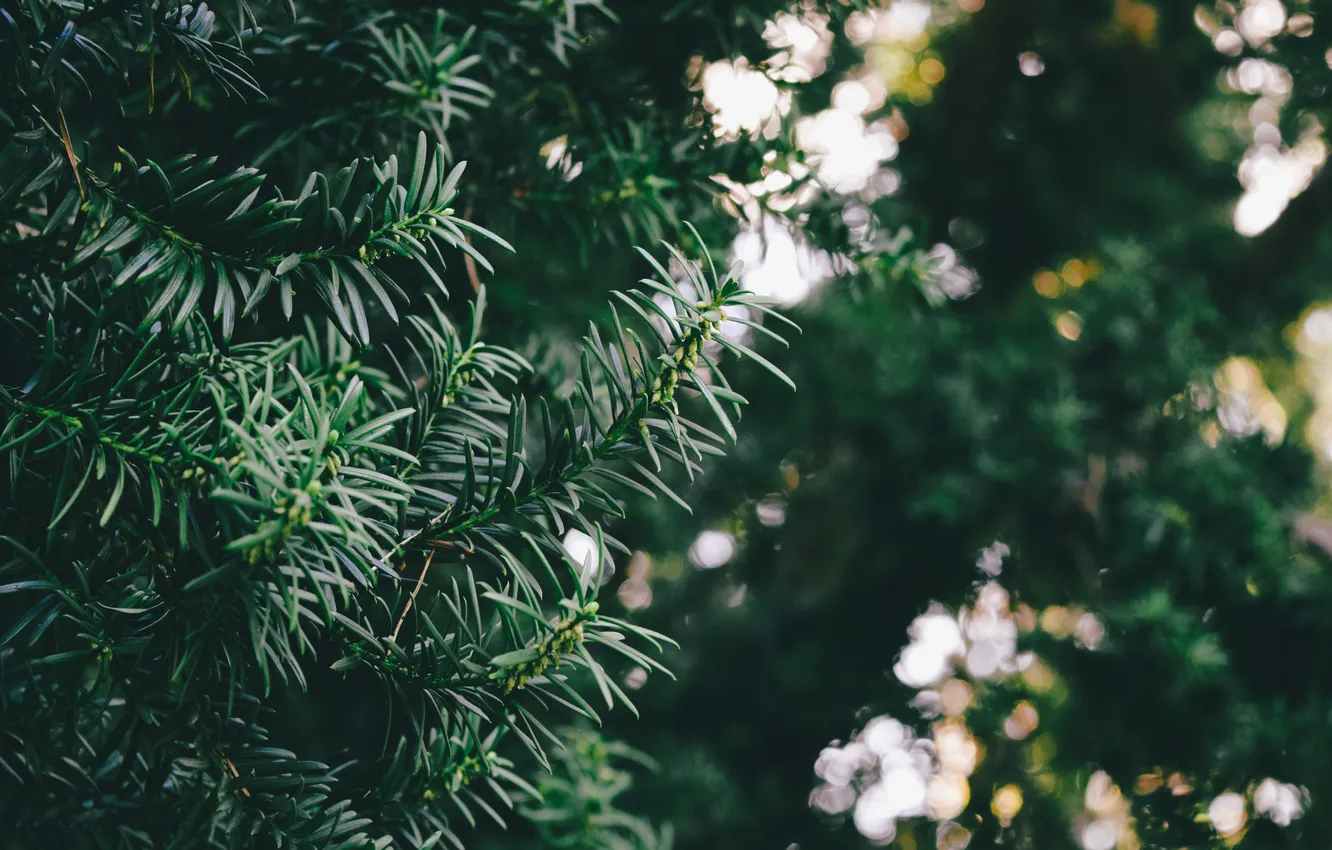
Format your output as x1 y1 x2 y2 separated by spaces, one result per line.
13 0 1332 849
0 0 799 845
581 2 1332 849
0 235 789 846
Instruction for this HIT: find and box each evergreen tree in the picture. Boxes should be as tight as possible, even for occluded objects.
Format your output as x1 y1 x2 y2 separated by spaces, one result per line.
0 1 800 846
12 0 1332 849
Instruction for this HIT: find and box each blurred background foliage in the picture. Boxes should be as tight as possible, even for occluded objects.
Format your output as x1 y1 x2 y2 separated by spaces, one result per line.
551 2 1332 850
10 0 1332 847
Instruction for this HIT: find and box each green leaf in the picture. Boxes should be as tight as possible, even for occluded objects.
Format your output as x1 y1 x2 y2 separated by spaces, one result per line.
138 258 189 333
0 581 58 594
48 458 93 530
275 253 302 275
481 591 548 626
489 647 541 667
98 457 126 526
688 375 737 443
407 131 429 213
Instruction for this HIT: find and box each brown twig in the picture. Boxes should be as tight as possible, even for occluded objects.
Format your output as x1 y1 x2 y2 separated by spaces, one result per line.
390 550 435 642
463 251 481 294
422 539 474 553
462 204 480 293
222 754 250 797
377 506 449 564
57 108 84 200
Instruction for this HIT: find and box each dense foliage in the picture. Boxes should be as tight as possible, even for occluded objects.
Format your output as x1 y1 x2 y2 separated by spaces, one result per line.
0 0 800 846
10 0 1332 849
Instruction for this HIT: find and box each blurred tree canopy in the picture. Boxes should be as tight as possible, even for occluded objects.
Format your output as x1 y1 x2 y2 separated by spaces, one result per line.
7 0 1332 849
607 3 1332 850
